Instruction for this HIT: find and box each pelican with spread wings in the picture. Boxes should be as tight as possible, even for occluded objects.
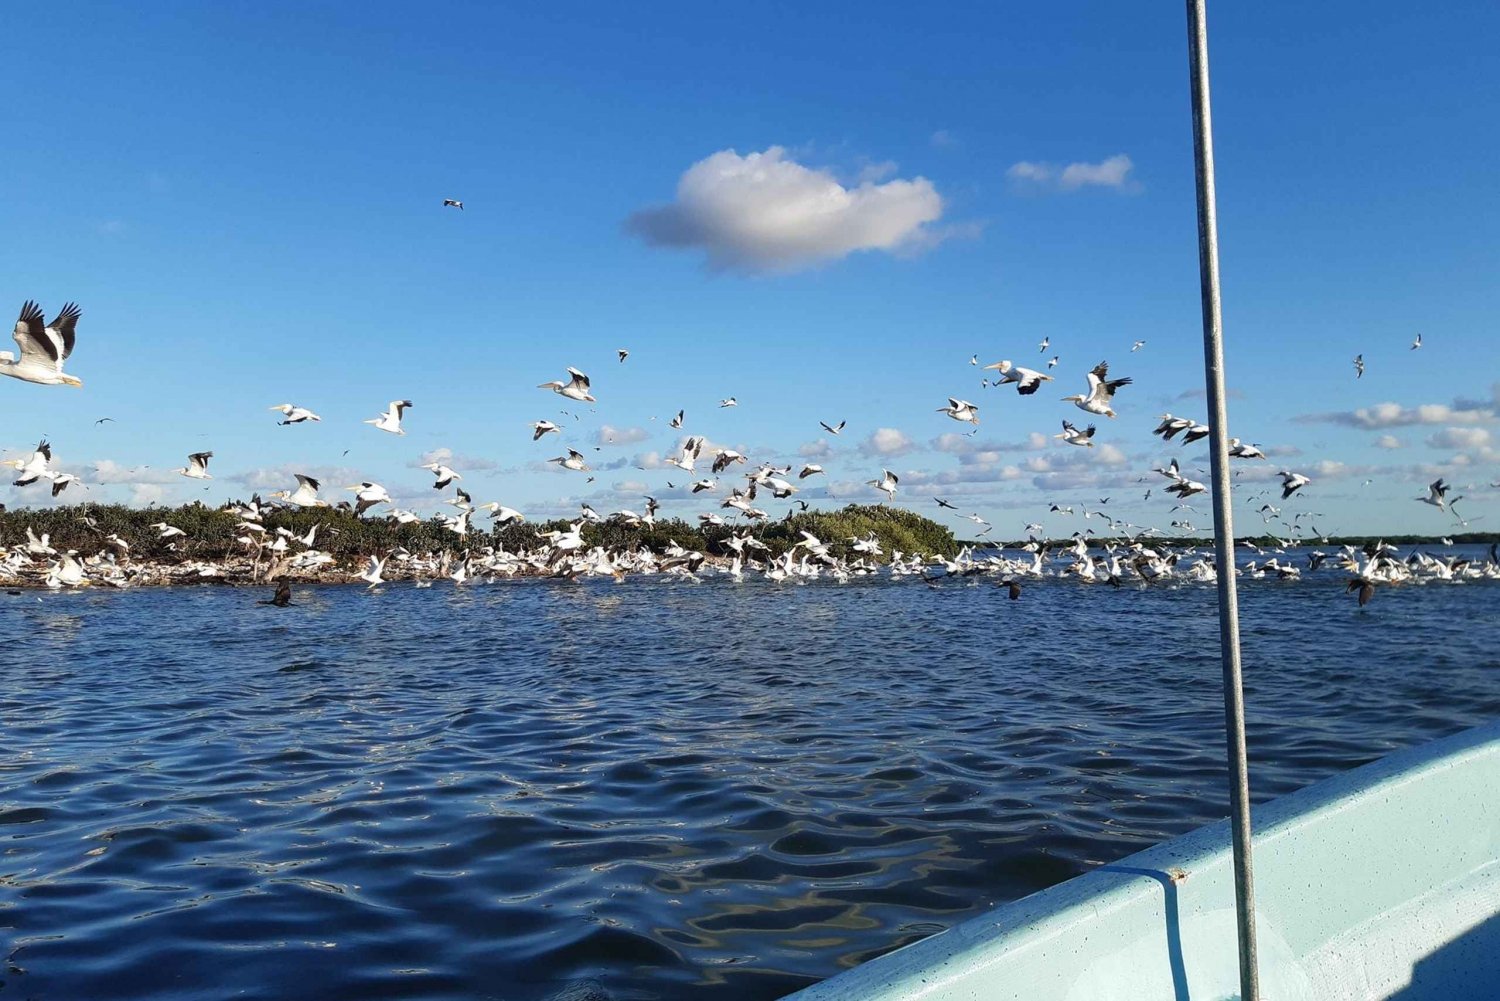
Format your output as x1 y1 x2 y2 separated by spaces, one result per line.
3 301 83 387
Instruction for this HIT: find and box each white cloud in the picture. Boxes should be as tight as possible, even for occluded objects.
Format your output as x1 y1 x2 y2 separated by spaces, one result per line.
1428 427 1492 450
860 427 916 457
1297 400 1497 429
798 439 833 459
595 425 650 447
411 447 499 471
1007 154 1136 192
1375 435 1405 450
930 129 957 148
625 146 946 272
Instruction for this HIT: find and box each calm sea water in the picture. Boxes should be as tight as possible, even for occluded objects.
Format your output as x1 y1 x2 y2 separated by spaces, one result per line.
3 562 1498 1000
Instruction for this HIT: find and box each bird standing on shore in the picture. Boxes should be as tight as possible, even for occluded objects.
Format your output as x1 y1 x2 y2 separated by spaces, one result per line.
3 301 83 387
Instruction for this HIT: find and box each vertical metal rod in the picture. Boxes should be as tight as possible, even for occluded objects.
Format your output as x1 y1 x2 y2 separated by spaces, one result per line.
1184 2 1260 999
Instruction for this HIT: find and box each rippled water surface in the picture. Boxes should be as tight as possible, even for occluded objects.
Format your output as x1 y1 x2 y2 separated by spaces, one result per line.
3 566 1498 999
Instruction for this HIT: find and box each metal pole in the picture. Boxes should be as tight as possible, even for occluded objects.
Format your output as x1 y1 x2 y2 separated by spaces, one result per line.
1184 2 1260 999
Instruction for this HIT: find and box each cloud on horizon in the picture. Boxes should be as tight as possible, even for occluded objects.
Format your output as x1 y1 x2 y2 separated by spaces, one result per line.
625 146 946 272
1295 399 1497 430
1007 154 1137 193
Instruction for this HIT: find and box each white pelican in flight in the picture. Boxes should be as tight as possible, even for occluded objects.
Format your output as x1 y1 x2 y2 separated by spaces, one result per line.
1278 470 1311 499
983 360 1052 395
1131 340 1146 352
819 420 845 435
719 397 738 408
1417 478 1452 511
477 503 526 525
422 462 461 489
1063 361 1132 418
1055 420 1096 447
1228 439 1265 459
273 474 328 508
1411 333 1422 350
799 464 825 479
270 403 321 424
3 301 83 387
365 400 412 435
1353 354 1364 379
443 199 463 210
937 398 980 424
1038 336 1050 353
3 440 53 485
347 482 391 516
869 469 899 502
539 367 594 403
551 449 590 472
49 472 80 497
176 451 213 479
618 349 629 363
359 553 386 586
531 420 561 440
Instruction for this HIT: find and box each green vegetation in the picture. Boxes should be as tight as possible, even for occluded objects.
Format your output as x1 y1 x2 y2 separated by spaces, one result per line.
0 501 961 565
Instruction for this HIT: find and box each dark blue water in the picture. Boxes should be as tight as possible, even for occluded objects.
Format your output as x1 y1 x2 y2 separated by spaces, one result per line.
2 570 1497 1000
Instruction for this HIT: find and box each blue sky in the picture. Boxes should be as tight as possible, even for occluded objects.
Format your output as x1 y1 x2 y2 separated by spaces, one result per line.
2 1 1496 537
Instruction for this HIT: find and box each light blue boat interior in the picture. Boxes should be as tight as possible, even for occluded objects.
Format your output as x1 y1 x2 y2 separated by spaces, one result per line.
786 720 1500 1000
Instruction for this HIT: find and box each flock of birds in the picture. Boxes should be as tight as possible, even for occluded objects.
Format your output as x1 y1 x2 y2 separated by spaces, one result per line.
1 292 1493 606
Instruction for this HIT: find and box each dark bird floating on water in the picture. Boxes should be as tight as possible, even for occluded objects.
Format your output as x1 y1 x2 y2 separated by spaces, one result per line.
258 581 293 608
